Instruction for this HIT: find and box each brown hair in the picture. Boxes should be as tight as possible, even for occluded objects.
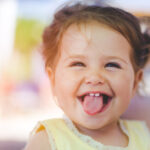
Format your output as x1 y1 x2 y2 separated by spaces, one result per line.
139 16 150 46
42 1 150 72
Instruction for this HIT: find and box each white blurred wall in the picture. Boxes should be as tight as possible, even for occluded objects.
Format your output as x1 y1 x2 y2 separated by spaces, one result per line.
0 0 17 72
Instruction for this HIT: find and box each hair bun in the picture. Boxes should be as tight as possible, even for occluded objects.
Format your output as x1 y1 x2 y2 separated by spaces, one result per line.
139 16 150 65
139 16 150 44
143 32 150 46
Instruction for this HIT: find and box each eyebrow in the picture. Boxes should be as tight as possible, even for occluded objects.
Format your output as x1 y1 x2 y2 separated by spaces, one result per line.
64 55 86 62
64 54 129 64
105 56 128 64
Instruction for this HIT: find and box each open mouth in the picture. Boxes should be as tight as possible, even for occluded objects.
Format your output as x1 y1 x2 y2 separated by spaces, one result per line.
78 92 112 115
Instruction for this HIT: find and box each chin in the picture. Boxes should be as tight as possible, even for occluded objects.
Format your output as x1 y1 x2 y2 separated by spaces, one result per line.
75 119 107 131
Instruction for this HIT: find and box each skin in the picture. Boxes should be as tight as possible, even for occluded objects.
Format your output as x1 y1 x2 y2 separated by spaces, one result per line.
25 21 143 149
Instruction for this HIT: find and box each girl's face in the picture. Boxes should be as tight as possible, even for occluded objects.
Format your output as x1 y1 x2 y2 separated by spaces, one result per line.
48 22 141 130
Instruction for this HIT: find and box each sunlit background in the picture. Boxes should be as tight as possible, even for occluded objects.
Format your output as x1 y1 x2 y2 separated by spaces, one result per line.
0 0 150 150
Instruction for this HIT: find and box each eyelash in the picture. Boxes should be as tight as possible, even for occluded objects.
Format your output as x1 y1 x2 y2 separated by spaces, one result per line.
105 62 121 69
70 61 121 69
70 61 85 67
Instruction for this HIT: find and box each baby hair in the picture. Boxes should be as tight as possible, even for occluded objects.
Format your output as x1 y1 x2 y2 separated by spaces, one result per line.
42 0 150 73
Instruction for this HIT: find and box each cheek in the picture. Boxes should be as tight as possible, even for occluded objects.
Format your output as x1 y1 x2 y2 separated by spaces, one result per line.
111 72 135 98
53 70 80 105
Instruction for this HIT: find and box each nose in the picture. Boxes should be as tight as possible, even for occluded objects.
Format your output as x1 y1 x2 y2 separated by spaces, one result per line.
85 70 106 85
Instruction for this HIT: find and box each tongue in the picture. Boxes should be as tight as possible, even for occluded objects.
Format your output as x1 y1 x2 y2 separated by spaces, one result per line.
83 95 103 115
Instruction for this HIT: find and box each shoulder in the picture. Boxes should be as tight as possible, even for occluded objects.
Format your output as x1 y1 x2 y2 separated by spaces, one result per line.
122 119 148 129
24 130 51 150
121 119 150 138
24 118 64 150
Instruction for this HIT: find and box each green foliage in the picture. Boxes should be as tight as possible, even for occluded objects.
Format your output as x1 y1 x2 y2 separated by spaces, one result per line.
14 18 45 54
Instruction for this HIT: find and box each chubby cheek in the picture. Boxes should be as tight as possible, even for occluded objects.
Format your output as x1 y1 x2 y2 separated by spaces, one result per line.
53 70 80 109
112 72 135 102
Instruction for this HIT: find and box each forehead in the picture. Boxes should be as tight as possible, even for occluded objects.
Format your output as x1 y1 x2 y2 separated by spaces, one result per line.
60 21 132 57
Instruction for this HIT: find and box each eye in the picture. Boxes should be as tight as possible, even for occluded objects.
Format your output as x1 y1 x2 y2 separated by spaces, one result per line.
105 62 121 69
70 61 86 67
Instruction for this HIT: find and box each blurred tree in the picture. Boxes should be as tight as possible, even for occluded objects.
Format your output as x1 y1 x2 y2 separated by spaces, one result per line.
13 18 45 80
14 18 45 55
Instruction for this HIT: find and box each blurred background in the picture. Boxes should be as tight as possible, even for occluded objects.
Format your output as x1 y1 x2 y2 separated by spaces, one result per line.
0 0 150 150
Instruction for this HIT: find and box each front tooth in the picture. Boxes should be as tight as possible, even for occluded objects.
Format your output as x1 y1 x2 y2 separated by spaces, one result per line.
95 93 100 97
89 93 95 96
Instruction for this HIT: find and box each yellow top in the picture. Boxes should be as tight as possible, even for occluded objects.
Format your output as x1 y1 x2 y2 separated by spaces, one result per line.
32 117 150 150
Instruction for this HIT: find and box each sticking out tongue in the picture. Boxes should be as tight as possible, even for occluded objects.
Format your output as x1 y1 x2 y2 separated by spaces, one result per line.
83 95 103 115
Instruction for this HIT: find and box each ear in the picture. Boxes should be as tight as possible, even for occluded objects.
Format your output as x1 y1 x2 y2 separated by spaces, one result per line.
46 67 60 107
133 69 143 95
46 67 55 87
